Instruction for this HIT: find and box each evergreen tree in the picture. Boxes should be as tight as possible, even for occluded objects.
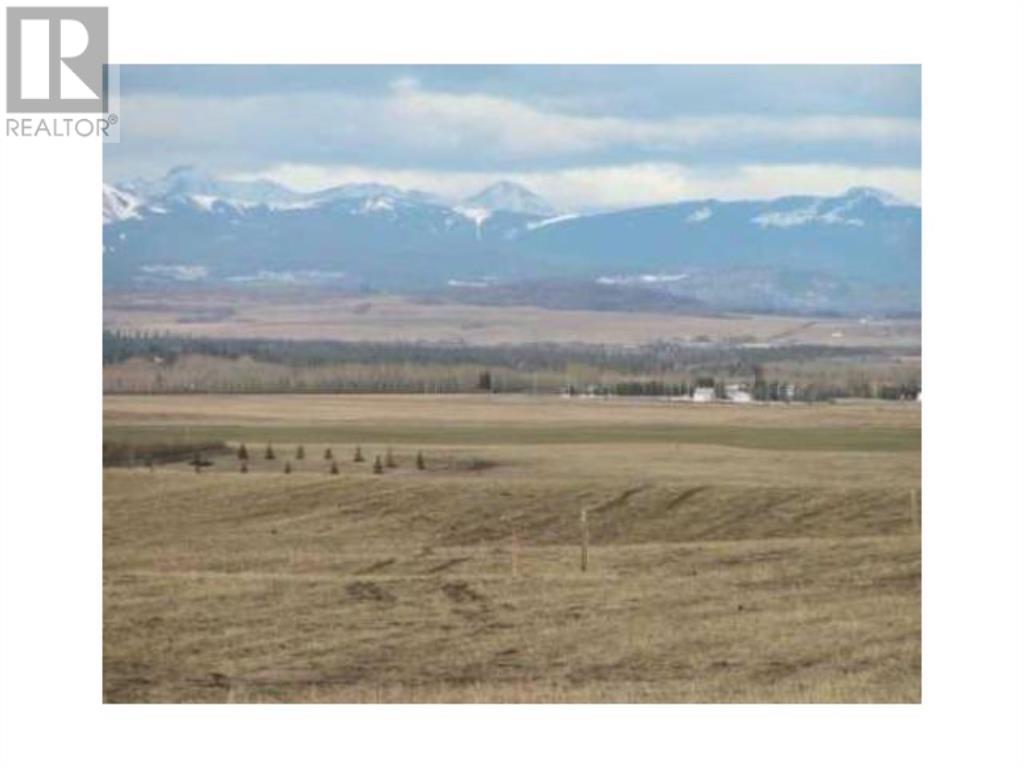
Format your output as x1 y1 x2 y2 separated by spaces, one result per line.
324 447 333 460
284 461 292 474
353 445 364 462
265 443 275 460
373 455 384 474
385 447 397 468
416 450 425 470
329 460 339 475
296 445 305 460
238 443 249 461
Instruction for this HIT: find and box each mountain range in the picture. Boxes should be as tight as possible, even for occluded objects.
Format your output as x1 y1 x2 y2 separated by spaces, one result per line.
103 166 921 315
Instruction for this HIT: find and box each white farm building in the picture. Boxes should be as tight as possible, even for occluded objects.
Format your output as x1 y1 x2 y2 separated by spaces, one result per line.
725 384 753 404
692 387 716 403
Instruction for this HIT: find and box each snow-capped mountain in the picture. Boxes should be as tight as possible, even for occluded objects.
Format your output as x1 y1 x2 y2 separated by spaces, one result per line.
461 181 559 217
750 186 911 228
120 165 301 207
307 182 447 208
102 184 144 224
103 170 920 314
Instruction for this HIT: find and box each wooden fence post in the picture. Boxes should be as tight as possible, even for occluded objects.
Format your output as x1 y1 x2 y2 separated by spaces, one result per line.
580 506 589 572
512 528 520 578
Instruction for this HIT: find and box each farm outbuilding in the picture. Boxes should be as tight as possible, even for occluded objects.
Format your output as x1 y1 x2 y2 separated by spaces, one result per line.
692 387 716 403
725 384 753 403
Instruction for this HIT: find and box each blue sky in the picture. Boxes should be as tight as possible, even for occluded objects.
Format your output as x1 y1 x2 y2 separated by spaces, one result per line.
107 65 920 210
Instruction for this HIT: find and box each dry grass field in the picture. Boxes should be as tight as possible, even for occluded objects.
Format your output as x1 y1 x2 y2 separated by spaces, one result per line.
104 291 922 348
104 394 920 703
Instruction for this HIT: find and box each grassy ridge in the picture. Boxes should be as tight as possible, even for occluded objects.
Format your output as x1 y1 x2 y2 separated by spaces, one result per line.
104 471 921 703
104 394 920 702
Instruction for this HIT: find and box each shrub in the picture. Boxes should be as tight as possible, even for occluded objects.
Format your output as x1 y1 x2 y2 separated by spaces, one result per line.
329 460 339 475
189 452 213 471
102 439 226 467
353 445 364 462
416 450 425 470
238 443 249 461
385 447 397 468
296 445 305 460
373 455 384 474
284 461 292 474
265 444 276 460
240 462 249 474
453 457 497 472
324 447 333 460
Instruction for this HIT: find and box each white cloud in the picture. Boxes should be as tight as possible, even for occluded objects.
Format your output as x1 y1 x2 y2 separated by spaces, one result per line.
115 80 919 167
378 80 919 156
114 77 920 211
233 161 921 211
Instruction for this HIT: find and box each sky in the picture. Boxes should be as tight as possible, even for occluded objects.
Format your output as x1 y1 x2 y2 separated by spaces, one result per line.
106 65 921 211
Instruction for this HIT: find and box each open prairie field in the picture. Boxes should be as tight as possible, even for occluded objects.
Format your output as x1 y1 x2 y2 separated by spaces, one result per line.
104 394 921 702
104 291 922 348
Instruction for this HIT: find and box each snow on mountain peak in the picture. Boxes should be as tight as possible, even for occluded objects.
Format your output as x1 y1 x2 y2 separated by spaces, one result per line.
844 186 912 207
525 213 581 231
453 206 492 240
462 181 557 217
752 200 865 229
751 187 913 229
123 166 301 207
685 206 713 224
359 195 397 215
102 183 143 223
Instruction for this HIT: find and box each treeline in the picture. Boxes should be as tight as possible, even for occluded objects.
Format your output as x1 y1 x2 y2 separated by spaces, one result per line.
103 330 920 401
565 375 919 402
103 330 900 375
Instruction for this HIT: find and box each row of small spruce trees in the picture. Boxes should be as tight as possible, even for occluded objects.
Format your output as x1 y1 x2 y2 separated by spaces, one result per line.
232 443 426 475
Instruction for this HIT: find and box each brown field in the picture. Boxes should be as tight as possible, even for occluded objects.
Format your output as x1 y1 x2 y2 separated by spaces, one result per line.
104 394 921 703
104 291 922 348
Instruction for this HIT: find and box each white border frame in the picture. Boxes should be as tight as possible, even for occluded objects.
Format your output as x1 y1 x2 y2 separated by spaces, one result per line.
2 1 1023 766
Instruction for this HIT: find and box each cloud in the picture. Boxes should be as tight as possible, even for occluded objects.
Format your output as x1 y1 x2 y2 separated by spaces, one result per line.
108 72 920 210
118 65 921 120
232 161 921 211
382 79 919 156
112 80 919 172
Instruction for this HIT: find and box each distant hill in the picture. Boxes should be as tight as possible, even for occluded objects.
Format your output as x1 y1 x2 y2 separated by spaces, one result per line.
103 169 920 315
